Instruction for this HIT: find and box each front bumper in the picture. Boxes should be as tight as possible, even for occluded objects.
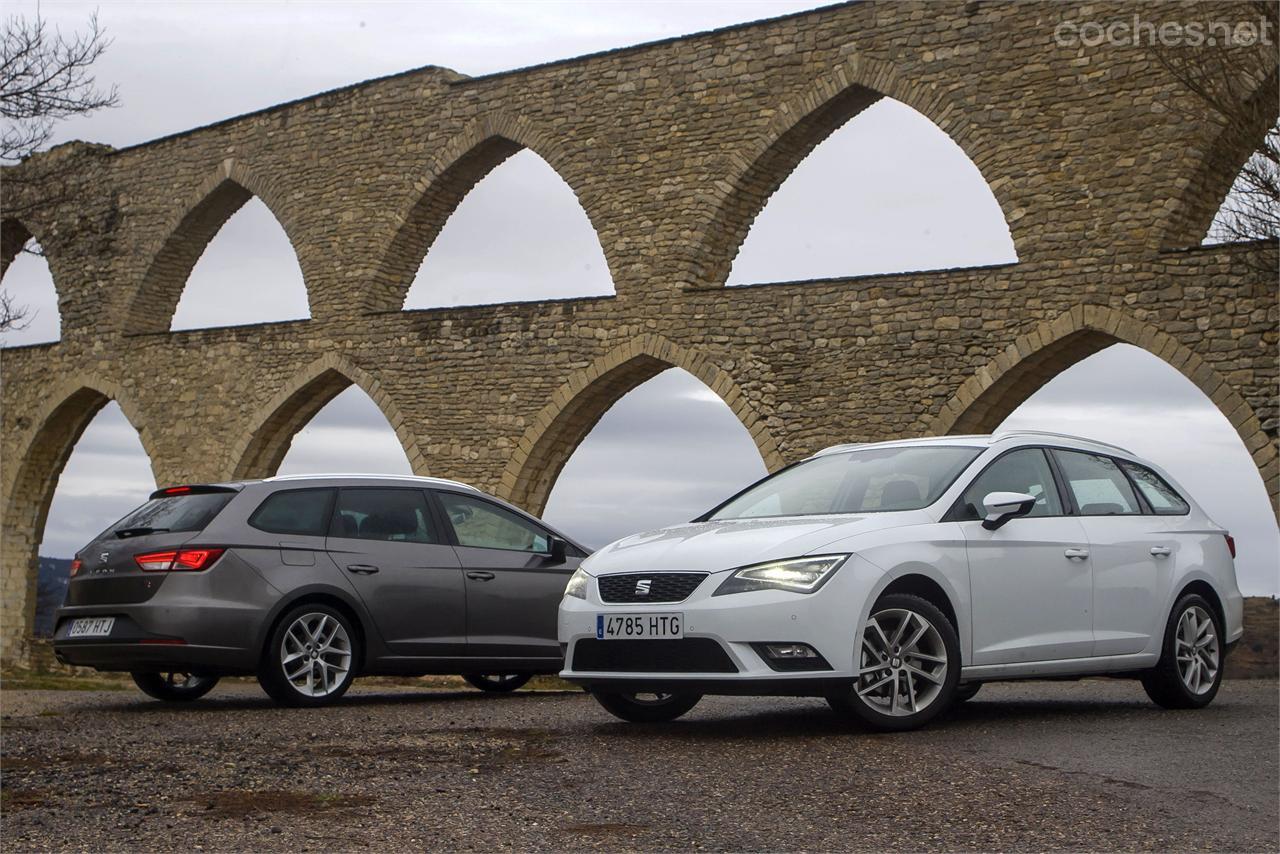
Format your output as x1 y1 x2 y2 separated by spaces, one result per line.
559 560 884 694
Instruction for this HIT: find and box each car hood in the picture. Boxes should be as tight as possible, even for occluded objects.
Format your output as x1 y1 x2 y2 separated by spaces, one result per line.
582 513 927 576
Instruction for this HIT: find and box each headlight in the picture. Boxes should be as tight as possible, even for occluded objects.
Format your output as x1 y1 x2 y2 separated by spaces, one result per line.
564 567 591 599
713 555 848 596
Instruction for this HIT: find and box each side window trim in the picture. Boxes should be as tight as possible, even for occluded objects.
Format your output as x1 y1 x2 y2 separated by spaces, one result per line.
943 445 1069 522
248 487 337 537
1042 447 1078 516
423 489 460 548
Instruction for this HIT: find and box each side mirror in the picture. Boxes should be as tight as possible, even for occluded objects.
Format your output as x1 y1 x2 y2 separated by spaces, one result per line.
545 536 568 564
981 491 1037 530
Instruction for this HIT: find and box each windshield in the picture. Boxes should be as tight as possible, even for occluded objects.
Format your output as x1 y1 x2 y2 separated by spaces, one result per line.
99 492 235 539
709 445 982 520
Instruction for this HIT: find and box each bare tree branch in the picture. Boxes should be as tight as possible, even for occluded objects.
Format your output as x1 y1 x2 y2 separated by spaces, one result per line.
1 9 118 335
1150 0 1280 256
1 10 119 165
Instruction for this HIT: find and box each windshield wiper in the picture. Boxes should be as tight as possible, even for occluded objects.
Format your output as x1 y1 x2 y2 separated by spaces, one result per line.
114 526 169 539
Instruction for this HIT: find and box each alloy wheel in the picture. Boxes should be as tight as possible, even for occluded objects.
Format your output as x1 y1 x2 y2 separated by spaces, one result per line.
280 612 353 697
1175 605 1219 695
856 607 949 716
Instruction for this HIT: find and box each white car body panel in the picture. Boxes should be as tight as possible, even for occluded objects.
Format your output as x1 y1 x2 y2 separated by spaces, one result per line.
559 432 1245 691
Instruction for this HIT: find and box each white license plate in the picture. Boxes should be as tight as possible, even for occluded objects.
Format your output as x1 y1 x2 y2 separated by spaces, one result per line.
67 617 115 638
596 613 683 640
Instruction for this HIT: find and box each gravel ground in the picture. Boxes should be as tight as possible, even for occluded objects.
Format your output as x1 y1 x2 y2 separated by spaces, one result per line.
2 679 1276 852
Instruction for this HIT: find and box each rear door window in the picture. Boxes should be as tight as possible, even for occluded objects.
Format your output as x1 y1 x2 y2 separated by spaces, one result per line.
249 488 335 536
1120 462 1190 515
1051 450 1140 516
333 489 439 544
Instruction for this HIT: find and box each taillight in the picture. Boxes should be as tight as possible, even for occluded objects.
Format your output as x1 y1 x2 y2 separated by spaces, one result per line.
1224 534 1236 559
69 559 83 578
134 548 225 572
161 486 192 495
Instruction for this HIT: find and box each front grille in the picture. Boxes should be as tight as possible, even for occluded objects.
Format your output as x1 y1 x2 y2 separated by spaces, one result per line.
571 638 738 673
597 572 707 603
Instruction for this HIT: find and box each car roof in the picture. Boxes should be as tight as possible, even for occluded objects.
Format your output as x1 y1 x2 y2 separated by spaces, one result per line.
811 431 1135 459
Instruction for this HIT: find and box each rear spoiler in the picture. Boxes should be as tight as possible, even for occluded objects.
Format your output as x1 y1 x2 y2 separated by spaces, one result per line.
148 484 240 499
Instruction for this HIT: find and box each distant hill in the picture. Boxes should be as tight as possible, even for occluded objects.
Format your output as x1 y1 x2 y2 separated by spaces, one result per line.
34 557 73 637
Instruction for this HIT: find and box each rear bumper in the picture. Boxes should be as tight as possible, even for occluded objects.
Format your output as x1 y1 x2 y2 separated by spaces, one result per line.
53 640 255 675
52 601 263 674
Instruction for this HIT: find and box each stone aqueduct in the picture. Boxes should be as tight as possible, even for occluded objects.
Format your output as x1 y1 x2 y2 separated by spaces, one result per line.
0 1 1276 664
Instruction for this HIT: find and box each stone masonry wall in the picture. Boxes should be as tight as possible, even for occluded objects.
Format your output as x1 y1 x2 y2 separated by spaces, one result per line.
1 0 1276 663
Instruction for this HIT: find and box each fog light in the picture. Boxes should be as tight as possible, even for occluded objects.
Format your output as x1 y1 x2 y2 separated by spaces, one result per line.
763 643 818 659
752 642 833 672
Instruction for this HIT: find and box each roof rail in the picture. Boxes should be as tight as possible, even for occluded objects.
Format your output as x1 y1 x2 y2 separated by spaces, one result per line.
993 430 1134 455
264 473 478 490
812 434 992 457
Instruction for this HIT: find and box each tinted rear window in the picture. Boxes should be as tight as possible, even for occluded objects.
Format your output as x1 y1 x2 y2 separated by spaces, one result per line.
249 488 334 536
111 493 234 535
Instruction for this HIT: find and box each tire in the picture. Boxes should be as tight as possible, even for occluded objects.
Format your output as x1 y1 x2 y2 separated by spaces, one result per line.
954 683 982 703
258 604 360 707
1141 593 1223 710
463 673 532 693
592 690 702 723
827 593 961 732
131 671 218 702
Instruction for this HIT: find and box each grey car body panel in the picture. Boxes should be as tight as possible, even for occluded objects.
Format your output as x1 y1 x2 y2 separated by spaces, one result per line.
455 545 578 659
52 475 589 678
326 535 467 657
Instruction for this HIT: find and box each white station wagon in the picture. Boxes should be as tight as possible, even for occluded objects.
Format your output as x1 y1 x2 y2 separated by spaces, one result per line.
559 432 1244 730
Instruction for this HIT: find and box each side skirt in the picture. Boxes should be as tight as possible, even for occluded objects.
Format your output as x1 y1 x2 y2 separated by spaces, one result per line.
961 652 1158 682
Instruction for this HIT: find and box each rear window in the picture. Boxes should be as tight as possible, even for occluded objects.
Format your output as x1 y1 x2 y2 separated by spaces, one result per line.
249 488 334 536
111 492 235 535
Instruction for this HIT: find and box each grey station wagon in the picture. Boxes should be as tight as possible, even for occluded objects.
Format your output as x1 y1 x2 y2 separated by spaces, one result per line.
52 474 588 706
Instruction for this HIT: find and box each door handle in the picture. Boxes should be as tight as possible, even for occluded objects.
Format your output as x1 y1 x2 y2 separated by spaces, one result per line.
466 571 496 582
1149 546 1172 558
346 564 380 575
1063 548 1090 560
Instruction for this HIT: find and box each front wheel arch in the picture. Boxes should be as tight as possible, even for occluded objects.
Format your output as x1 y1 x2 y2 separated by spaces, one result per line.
877 573 959 635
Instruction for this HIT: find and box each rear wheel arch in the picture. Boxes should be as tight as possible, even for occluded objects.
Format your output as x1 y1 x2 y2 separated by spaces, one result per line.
1174 579 1225 631
259 589 370 673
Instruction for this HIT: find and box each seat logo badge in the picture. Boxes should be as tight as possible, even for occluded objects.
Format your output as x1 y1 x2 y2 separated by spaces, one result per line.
635 579 652 595
99 552 110 564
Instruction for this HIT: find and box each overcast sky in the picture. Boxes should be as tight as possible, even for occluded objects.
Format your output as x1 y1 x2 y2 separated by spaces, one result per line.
3 0 1276 596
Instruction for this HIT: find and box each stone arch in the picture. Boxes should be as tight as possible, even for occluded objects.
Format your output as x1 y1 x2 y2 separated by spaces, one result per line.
0 218 35 281
124 158 312 333
1 377 157 659
692 55 1021 288
228 353 426 480
366 110 616 313
1158 68 1278 248
1 217 73 313
925 304 1277 506
498 334 785 516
